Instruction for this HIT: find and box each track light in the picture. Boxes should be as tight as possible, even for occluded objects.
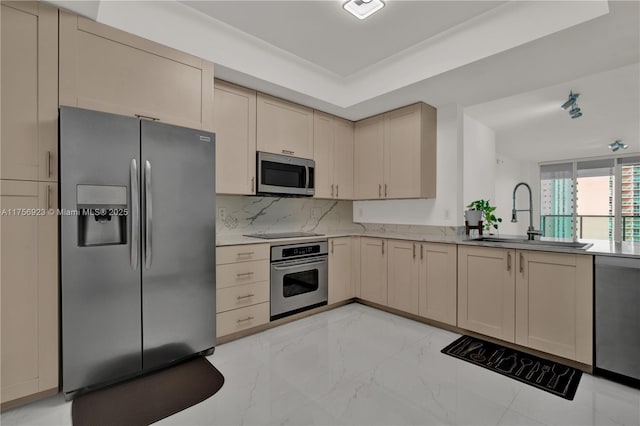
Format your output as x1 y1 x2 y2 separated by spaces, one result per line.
569 104 582 119
561 91 580 110
608 140 628 152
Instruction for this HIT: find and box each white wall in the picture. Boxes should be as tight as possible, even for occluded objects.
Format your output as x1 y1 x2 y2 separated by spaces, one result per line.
353 105 464 226
462 114 496 206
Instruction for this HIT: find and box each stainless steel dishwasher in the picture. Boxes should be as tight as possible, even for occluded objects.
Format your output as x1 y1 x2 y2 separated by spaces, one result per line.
595 255 640 384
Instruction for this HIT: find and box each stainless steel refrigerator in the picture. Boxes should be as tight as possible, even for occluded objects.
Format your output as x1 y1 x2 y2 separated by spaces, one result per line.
60 106 216 397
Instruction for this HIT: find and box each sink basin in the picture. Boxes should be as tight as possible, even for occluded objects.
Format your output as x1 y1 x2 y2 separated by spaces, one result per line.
472 237 593 250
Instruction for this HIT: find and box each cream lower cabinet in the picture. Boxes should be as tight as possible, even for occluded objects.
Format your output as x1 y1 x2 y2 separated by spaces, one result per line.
313 112 354 200
213 80 256 195
457 246 516 342
515 250 593 365
1 2 58 182
256 93 313 159
1 180 58 406
386 240 420 315
328 237 355 304
216 244 270 337
59 11 214 131
419 243 457 326
359 237 387 305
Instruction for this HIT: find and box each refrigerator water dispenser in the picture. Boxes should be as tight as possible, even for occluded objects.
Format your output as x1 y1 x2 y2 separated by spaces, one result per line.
77 185 127 246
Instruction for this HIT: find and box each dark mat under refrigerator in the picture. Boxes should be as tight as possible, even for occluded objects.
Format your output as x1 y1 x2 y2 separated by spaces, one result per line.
442 335 582 400
72 356 224 426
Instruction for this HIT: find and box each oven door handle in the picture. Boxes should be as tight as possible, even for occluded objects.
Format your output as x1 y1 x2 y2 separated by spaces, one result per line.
272 260 327 271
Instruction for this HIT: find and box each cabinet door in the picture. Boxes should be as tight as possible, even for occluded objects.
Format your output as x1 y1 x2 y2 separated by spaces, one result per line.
387 240 420 315
359 237 387 305
354 115 384 199
213 80 256 195
59 12 214 131
419 243 457 326
313 111 335 199
1 2 58 182
515 251 593 364
1 180 58 404
256 93 313 159
383 104 422 199
333 118 354 200
458 246 515 342
328 237 353 304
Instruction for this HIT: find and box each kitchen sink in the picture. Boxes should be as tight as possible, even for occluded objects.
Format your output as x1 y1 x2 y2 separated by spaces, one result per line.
472 237 593 250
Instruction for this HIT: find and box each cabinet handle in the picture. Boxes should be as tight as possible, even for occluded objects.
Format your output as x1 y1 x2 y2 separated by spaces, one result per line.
46 185 51 210
282 149 295 155
519 253 524 273
331 240 334 254
236 272 254 277
507 252 511 271
336 184 339 198
420 244 423 260
378 184 382 198
46 151 52 178
251 176 255 193
413 244 416 259
237 252 254 257
236 294 255 300
237 316 254 323
135 114 159 121
381 240 385 255
331 184 334 197
384 184 388 198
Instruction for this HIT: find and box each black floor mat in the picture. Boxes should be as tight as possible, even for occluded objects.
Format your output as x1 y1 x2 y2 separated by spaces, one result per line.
442 335 582 400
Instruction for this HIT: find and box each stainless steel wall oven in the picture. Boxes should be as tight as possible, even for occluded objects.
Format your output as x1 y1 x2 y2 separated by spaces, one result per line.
270 241 328 320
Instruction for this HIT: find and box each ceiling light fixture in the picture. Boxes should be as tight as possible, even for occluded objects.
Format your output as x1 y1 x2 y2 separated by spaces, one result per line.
343 0 385 20
569 103 582 119
608 140 628 152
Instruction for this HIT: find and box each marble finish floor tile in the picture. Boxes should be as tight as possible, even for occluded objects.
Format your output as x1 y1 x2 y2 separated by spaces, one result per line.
2 303 640 426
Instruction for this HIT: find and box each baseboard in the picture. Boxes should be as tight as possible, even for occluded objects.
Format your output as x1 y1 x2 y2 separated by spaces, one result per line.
1 387 59 412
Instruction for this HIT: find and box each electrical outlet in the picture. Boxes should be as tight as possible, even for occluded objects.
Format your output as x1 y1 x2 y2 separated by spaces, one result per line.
444 209 450 220
218 207 226 221
358 208 363 218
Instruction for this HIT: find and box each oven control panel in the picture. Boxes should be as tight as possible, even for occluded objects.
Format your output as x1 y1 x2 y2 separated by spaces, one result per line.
271 240 328 262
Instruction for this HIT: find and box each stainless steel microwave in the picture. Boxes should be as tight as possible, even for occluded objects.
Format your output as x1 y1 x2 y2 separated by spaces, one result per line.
257 151 315 196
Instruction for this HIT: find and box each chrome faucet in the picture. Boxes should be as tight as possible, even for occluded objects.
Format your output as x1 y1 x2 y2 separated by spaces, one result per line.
511 182 542 240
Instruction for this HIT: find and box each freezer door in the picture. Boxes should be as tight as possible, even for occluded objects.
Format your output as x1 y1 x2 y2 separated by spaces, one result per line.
141 120 216 370
60 107 142 394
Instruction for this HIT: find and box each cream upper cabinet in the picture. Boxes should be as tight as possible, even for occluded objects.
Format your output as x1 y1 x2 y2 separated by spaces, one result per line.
328 237 354 304
354 115 384 199
59 12 214 131
515 251 593 365
1 2 58 182
354 103 436 200
383 103 436 199
256 93 313 159
313 112 354 200
1 180 58 406
386 240 420 315
359 237 387 305
458 245 516 342
419 243 457 326
213 80 257 195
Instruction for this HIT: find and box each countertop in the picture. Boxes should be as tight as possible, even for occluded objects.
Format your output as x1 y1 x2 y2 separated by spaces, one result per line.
217 232 640 258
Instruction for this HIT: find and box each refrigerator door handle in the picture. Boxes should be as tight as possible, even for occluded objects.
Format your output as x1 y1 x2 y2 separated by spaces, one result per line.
130 159 139 270
144 160 153 269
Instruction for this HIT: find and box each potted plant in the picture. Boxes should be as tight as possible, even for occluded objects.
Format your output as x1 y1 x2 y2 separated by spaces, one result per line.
466 199 503 233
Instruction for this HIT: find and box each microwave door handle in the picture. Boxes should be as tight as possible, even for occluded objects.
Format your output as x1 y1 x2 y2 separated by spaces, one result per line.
305 165 310 189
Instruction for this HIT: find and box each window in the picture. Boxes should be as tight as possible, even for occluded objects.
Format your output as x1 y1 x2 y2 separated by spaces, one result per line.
540 155 640 242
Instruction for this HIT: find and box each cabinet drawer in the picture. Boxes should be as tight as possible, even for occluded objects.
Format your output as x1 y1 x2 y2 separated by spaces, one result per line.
216 244 269 265
216 302 270 337
217 260 269 289
217 281 269 313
